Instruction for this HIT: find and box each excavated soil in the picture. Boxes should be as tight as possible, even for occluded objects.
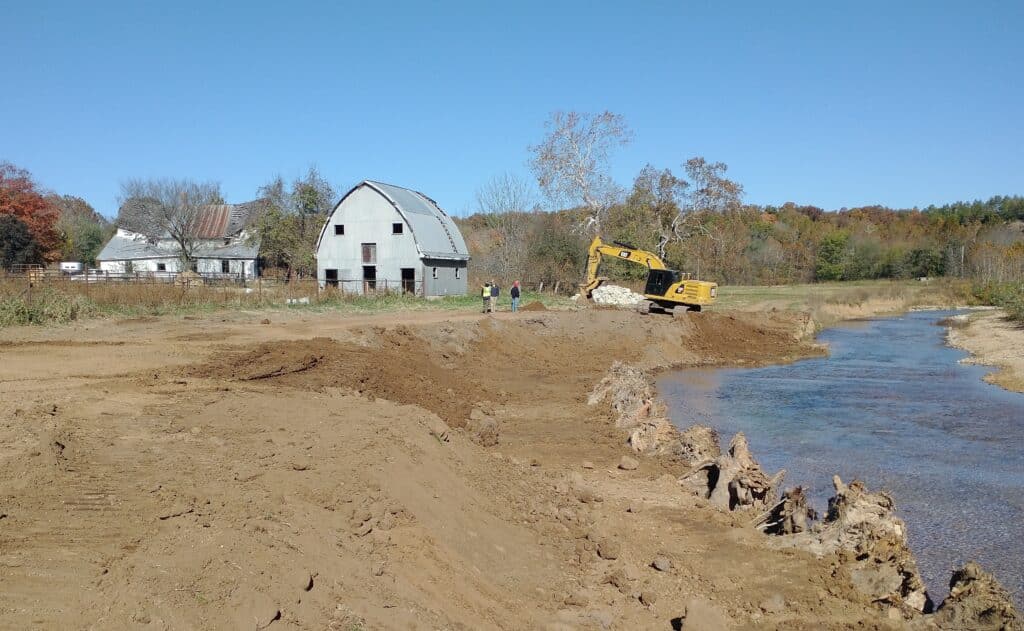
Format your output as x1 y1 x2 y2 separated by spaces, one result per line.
0 307 944 630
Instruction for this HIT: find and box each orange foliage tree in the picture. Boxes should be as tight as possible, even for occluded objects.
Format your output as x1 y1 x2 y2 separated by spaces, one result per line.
0 162 61 262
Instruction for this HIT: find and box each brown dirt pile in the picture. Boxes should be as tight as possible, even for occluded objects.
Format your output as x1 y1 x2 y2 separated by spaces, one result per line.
187 328 480 427
7 306 972 629
520 300 548 311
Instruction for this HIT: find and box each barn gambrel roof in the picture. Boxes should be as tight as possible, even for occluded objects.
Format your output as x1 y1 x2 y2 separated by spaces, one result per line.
317 180 470 261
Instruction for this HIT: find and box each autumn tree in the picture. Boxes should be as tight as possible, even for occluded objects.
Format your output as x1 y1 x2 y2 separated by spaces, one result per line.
118 178 223 269
529 111 632 235
473 173 536 281
626 165 688 259
48 195 110 265
674 157 745 279
253 167 336 279
0 162 61 261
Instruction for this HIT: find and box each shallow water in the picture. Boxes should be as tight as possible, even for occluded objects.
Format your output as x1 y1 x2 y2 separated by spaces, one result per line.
657 310 1024 604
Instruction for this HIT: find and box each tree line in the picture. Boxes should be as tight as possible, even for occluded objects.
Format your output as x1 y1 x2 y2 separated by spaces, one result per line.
0 162 114 270
460 111 1024 289
4 109 1022 289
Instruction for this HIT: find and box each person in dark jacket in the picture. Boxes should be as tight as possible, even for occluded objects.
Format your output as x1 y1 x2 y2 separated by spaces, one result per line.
489 281 499 312
510 280 521 312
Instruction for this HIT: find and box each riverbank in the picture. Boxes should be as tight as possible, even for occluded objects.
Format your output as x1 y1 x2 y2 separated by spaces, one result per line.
947 308 1024 393
0 304 1016 629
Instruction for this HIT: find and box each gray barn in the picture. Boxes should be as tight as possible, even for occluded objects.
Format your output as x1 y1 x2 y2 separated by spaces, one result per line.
315 181 470 296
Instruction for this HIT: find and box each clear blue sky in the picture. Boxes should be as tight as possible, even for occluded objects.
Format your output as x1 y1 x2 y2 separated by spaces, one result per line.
3 0 1022 218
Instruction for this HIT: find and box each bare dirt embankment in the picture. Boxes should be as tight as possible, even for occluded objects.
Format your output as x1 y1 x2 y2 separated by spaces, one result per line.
0 306 1016 630
946 309 1024 393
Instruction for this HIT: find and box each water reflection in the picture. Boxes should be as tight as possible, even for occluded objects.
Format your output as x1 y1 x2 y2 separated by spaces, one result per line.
658 310 1024 604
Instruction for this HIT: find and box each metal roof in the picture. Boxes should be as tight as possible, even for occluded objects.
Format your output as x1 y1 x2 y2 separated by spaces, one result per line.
96 229 259 262
115 199 266 239
192 205 232 238
318 180 469 260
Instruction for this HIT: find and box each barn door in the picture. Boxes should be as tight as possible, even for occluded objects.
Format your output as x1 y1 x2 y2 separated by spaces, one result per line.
400 268 415 294
362 265 376 293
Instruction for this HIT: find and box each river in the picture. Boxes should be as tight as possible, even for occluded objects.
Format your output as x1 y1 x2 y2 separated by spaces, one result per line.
657 309 1024 604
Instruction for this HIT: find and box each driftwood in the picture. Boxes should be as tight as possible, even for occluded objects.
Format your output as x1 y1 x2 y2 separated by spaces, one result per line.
754 486 817 535
771 475 932 613
679 432 784 512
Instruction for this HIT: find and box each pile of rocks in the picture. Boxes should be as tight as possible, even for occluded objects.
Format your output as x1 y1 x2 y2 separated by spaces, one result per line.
591 284 645 307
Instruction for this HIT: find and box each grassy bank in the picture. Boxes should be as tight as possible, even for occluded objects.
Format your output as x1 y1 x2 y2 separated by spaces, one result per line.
716 279 978 327
972 282 1024 322
0 279 571 328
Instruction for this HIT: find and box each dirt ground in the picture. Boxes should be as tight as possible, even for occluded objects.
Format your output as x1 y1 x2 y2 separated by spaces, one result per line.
947 308 1024 393
0 305 921 630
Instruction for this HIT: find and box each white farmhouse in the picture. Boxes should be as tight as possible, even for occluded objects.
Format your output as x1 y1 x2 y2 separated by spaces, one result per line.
315 181 469 296
96 201 263 278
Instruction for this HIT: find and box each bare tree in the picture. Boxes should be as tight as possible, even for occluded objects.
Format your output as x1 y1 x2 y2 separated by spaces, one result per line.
529 111 632 234
474 173 536 280
119 178 222 269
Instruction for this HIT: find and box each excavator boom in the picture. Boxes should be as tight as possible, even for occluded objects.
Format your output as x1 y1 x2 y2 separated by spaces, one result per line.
581 237 667 295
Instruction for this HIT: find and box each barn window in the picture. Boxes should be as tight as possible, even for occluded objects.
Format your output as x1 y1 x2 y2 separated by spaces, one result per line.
361 243 376 264
157 263 166 272
455 267 461 279
221 259 230 274
392 222 403 234
334 224 344 235
432 267 438 279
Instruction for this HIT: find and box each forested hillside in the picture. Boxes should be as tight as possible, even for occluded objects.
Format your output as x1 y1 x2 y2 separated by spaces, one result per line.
457 192 1024 288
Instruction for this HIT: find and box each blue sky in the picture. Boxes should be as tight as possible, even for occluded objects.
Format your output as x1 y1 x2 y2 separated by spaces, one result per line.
3 0 1022 218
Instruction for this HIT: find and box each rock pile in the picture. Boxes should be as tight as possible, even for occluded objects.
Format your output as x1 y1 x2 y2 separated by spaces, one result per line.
591 284 645 307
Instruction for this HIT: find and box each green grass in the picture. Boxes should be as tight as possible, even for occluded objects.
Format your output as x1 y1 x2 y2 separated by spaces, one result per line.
972 282 1024 322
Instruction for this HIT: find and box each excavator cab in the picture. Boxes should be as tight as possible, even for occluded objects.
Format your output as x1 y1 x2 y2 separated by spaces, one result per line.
644 269 681 296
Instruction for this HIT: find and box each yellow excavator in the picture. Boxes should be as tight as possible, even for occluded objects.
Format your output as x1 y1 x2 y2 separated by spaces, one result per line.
581 237 717 315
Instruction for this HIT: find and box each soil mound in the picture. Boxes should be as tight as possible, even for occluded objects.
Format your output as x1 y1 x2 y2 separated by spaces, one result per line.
520 301 547 311
188 333 478 426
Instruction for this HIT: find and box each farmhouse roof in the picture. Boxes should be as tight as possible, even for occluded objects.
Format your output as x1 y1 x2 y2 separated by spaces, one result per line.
95 229 259 262
319 180 469 260
115 198 267 239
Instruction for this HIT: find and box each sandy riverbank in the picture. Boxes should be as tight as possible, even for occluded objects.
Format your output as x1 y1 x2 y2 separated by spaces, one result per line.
947 309 1024 393
0 305 1016 629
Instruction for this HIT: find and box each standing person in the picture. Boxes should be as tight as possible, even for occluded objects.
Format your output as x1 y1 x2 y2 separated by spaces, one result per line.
490 281 500 313
481 282 491 313
510 280 521 312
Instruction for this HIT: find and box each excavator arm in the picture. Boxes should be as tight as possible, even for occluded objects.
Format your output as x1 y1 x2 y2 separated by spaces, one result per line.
581 236 667 296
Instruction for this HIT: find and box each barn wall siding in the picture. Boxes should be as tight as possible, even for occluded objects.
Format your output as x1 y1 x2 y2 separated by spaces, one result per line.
316 185 469 296
422 259 468 296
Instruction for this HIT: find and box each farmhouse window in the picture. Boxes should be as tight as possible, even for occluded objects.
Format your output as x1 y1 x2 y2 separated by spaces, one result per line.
334 224 344 235
221 259 230 274
157 263 166 272
392 222 403 234
361 243 376 264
